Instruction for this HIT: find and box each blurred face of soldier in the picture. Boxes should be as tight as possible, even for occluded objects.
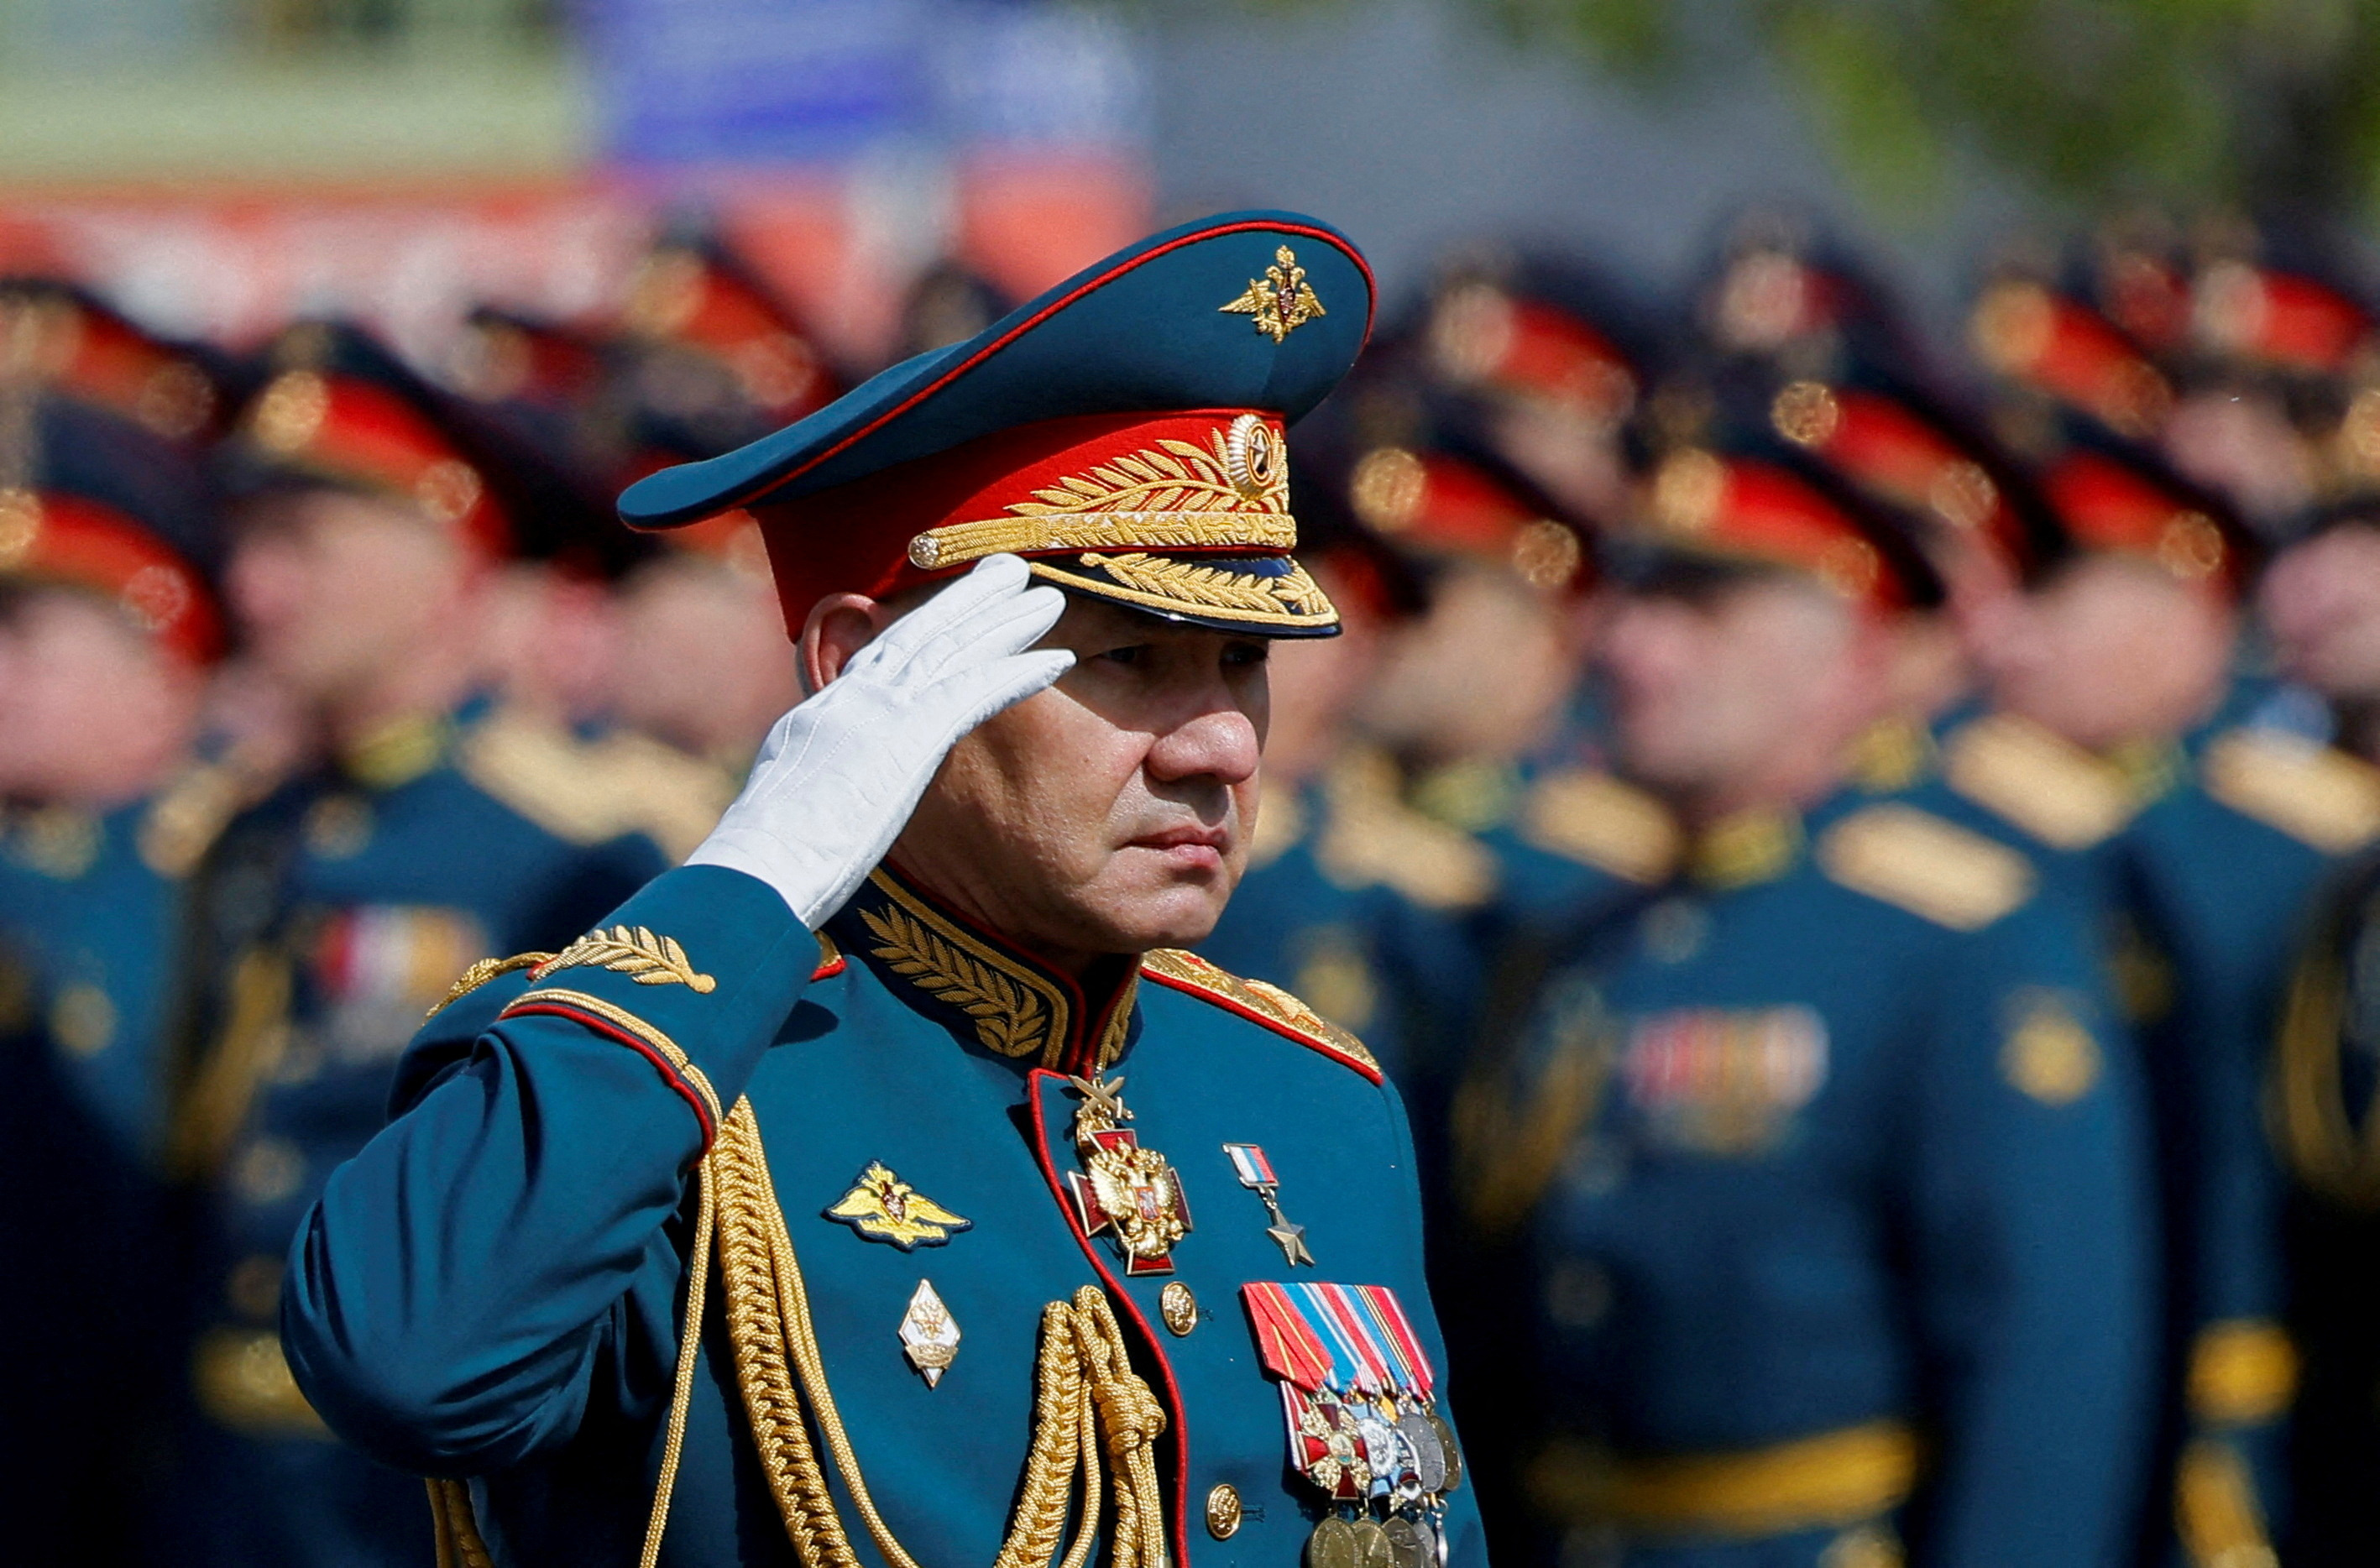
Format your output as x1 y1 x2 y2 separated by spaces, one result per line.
1975 553 2236 751
1596 571 1886 820
228 488 483 719
615 553 800 760
478 562 625 725
1363 558 1582 763
1259 553 1387 784
0 586 204 805
2262 525 2380 704
810 589 1268 972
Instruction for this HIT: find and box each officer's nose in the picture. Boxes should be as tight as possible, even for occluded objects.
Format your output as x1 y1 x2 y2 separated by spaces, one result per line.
1145 703 1261 789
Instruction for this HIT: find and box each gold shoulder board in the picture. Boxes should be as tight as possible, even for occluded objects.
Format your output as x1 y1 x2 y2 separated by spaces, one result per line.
458 707 630 847
1816 802 2037 931
1519 768 1682 885
1942 713 2138 850
1315 750 1498 911
1141 947 1381 1077
2201 729 2380 855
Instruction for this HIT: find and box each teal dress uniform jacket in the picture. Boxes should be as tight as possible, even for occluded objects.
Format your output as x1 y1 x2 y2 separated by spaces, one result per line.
1928 684 2380 1556
175 708 666 1568
1473 787 2154 1568
0 789 222 1565
282 862 1488 1568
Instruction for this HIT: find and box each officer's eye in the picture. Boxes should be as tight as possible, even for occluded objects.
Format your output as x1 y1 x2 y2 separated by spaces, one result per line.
1096 644 1152 666
1222 640 1269 667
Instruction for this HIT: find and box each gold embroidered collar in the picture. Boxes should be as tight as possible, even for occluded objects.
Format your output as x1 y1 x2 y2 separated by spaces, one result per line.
832 865 1138 1076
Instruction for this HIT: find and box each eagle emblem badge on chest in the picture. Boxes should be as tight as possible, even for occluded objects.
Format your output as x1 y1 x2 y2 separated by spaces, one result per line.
824 1161 972 1249
1064 1074 1193 1275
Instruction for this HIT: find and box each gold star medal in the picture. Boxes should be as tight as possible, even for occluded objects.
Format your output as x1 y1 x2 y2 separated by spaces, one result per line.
824 1162 972 1250
1224 1141 1316 1266
1064 1074 1193 1276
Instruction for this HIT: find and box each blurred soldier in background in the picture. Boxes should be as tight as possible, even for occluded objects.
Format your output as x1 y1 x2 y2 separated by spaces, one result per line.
0 391 238 1565
161 321 671 1568
2259 493 2380 1565
1966 271 2380 1565
1460 439 2152 1568
1195 449 1488 1091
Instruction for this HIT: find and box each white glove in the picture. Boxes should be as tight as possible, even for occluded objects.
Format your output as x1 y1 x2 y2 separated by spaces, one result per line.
686 553 1073 928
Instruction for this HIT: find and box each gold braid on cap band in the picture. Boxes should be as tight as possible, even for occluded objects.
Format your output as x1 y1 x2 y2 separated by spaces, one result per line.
908 412 1297 570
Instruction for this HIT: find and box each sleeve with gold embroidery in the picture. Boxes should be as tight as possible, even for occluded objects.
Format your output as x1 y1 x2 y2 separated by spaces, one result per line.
281 865 818 1474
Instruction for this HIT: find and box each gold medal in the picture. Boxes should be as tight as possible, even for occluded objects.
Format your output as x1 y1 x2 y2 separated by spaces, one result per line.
1306 1517 1359 1568
1348 1518 1394 1568
1383 1517 1431 1568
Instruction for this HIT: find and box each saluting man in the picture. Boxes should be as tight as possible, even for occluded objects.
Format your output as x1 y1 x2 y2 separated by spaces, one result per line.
282 213 1486 1568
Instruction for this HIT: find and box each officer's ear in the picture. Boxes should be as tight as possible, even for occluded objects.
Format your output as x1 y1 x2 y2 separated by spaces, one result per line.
799 593 893 696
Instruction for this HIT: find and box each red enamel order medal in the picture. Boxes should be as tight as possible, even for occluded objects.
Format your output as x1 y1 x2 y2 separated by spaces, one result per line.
1063 1074 1192 1276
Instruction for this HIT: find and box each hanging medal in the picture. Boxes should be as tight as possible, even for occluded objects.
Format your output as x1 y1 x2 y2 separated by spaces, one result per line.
1062 1074 1192 1275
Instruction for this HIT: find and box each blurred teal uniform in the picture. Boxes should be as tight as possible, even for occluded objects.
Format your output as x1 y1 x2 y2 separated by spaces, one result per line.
0 391 240 1564
1198 748 1495 1090
170 705 667 1568
280 211 1487 1568
1928 678 2380 1557
2272 842 2380 1567
1468 786 2153 1568
0 787 222 1564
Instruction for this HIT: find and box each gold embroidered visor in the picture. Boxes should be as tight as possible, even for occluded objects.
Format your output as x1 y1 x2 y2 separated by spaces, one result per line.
753 409 1341 637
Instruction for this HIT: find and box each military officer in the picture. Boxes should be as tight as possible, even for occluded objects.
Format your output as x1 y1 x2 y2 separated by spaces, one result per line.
281 213 1488 1568
2256 494 2380 1565
1965 314 2380 1561
167 321 671 1568
0 392 242 1565
1462 439 2153 1568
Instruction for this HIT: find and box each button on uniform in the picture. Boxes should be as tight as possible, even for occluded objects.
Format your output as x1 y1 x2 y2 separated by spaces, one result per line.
1206 1482 1243 1539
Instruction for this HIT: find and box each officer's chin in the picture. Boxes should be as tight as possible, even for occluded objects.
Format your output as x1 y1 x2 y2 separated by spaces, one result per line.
1086 844 1240 952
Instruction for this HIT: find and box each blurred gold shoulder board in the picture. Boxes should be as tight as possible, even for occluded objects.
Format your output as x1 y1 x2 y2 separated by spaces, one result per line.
458 708 629 845
1816 803 2035 930
1316 750 1499 910
1942 713 2138 850
1141 947 1379 1073
1520 768 1682 885
2200 729 2380 855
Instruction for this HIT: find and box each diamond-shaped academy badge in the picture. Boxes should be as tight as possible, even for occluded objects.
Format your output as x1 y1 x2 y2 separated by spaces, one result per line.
899 1279 961 1388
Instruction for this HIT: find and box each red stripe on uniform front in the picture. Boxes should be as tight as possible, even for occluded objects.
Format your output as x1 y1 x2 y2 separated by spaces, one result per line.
1024 1068 1194 1568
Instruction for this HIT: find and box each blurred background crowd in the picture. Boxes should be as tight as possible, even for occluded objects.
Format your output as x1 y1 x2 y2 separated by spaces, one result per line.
8 2 2380 1567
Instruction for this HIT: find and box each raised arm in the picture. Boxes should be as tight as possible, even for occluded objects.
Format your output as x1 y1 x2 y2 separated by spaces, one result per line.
280 555 1071 1473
